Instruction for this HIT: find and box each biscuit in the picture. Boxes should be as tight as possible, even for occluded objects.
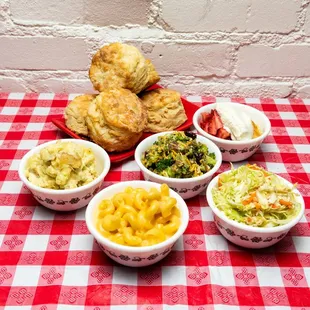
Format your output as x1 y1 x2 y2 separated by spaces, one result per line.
64 94 97 136
86 88 147 152
89 43 159 94
140 88 188 133
144 59 160 90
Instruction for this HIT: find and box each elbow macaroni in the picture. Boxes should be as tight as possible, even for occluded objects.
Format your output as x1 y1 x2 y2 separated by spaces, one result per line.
96 184 181 246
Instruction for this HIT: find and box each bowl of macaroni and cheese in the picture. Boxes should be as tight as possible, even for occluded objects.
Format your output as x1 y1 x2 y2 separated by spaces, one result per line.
135 131 222 199
85 181 189 267
18 139 111 211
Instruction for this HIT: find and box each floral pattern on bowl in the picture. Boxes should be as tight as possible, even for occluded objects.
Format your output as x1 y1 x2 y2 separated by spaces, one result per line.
96 241 175 264
219 144 261 155
33 187 100 206
215 219 287 244
170 182 209 195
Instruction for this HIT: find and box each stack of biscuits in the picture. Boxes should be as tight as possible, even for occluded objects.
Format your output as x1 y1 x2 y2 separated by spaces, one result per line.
64 42 187 152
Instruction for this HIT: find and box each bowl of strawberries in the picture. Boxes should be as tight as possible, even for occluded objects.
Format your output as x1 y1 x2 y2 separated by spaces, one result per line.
193 102 271 162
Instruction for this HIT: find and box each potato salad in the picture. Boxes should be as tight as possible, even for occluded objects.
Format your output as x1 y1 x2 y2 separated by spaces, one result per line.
25 141 98 189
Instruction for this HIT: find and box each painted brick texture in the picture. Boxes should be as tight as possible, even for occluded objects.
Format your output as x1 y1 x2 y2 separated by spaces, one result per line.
84 0 150 26
305 6 310 36
0 0 309 97
10 0 84 24
0 37 89 70
162 0 300 33
237 45 310 77
142 43 233 76
10 0 150 26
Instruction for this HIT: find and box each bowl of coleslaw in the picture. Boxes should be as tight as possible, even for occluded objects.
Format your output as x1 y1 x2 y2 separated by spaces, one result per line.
206 164 305 248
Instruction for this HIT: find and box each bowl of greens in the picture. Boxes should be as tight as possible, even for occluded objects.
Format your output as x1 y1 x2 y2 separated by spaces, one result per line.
135 131 222 199
206 164 305 248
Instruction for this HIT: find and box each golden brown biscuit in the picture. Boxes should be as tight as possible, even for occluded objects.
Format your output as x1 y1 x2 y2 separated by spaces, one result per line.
64 94 97 136
140 88 188 133
86 88 147 152
89 43 160 94
144 59 160 90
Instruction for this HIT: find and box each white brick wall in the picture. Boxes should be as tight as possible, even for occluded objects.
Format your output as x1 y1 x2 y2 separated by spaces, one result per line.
10 0 85 25
140 43 233 76
162 0 300 33
305 6 310 36
0 37 89 70
237 45 310 77
0 0 310 97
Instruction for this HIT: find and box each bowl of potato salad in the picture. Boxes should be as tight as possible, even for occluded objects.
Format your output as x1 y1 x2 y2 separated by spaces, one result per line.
18 139 110 211
85 180 189 267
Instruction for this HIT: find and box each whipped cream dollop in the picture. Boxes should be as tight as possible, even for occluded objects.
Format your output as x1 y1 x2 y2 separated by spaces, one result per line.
215 103 254 141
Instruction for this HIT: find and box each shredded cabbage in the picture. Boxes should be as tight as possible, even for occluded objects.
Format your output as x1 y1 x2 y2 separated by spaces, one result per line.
212 164 301 227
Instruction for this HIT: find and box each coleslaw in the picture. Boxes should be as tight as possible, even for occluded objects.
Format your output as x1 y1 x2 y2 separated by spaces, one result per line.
212 164 301 227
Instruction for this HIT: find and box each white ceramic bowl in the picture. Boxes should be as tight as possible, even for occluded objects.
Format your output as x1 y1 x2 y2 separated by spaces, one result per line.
134 131 222 199
193 102 271 162
206 171 305 249
18 139 111 211
85 180 189 267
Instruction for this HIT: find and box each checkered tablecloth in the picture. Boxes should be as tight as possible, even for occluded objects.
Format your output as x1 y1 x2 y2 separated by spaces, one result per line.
0 92 309 310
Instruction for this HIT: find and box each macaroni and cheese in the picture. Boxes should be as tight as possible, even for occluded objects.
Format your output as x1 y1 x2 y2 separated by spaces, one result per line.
95 184 181 246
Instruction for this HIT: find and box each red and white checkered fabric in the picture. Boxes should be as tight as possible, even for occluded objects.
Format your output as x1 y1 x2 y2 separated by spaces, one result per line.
0 92 309 310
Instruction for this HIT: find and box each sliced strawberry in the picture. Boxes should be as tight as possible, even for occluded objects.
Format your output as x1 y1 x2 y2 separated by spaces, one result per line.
203 123 209 133
201 112 211 123
208 112 218 135
213 110 223 130
200 113 212 125
200 112 212 133
216 128 231 140
200 110 225 137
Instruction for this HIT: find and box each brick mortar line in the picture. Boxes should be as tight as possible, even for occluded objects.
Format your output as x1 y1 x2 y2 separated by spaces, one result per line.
0 32 308 44
1 69 310 83
0 32 308 51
